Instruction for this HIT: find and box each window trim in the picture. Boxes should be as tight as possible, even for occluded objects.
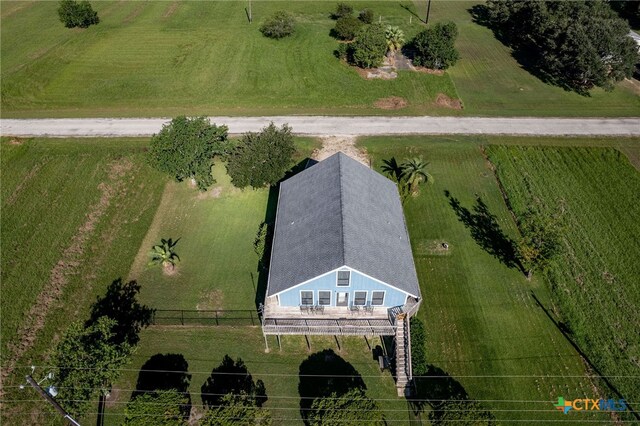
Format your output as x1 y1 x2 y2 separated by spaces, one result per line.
371 290 385 306
336 291 349 307
318 290 331 306
300 290 314 306
336 270 351 287
354 290 367 306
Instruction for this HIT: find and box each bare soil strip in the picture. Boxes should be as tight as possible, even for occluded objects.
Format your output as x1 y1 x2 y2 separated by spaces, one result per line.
5 161 45 206
312 136 370 166
0 158 134 395
162 1 180 19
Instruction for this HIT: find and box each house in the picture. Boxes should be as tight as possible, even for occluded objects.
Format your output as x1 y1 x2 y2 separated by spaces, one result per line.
260 152 422 393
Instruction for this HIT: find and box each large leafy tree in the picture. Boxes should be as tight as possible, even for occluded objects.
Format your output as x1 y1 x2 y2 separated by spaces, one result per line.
148 116 229 191
517 207 562 280
53 317 133 417
58 0 99 28
201 394 272 426
411 21 460 69
351 23 388 68
226 123 295 189
307 388 385 425
124 390 189 426
486 0 638 92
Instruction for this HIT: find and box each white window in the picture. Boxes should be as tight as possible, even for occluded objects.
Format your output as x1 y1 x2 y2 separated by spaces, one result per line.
318 291 331 306
337 270 350 286
301 291 314 306
354 291 367 306
371 291 385 306
336 292 349 307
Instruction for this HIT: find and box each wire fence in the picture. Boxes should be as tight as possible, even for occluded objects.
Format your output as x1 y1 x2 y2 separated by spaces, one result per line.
150 309 259 326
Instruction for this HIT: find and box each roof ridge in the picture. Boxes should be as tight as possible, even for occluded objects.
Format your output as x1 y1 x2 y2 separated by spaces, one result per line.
338 153 347 267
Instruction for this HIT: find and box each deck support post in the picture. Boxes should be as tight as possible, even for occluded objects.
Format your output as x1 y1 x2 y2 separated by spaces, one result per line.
334 335 341 352
305 335 311 351
263 333 270 353
277 335 281 351
364 335 371 350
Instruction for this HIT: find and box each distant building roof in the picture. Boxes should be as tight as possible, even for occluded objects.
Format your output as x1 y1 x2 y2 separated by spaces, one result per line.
266 152 421 298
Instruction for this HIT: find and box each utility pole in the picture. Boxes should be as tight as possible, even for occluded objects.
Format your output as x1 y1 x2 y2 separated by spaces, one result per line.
24 375 81 426
425 0 432 24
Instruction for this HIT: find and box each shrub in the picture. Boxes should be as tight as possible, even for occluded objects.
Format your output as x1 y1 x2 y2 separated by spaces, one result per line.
385 25 405 53
334 43 350 60
358 8 375 24
226 123 295 189
411 21 459 69
124 390 189 426
351 23 387 68
308 388 384 425
333 2 353 19
410 317 428 376
58 0 99 28
260 11 295 39
333 15 362 40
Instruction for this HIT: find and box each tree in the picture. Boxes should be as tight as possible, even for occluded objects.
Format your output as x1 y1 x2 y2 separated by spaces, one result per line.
401 157 433 195
226 123 295 189
381 157 410 203
148 116 229 191
124 390 189 426
385 26 405 53
485 0 638 92
58 0 99 28
411 21 460 69
201 394 272 426
333 3 353 19
307 388 385 425
333 15 362 40
429 400 496 425
53 317 133 417
149 238 180 273
517 208 562 280
351 23 388 68
260 11 295 39
358 8 375 24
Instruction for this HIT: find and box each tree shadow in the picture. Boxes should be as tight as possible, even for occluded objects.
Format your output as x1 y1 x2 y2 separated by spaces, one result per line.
131 353 192 418
400 2 424 23
87 278 154 346
409 364 468 414
445 191 523 272
298 349 366 424
201 355 267 408
255 158 317 312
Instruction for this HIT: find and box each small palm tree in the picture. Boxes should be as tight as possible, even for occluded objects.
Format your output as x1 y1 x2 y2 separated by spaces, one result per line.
401 157 433 195
381 157 405 183
385 26 405 53
149 238 180 273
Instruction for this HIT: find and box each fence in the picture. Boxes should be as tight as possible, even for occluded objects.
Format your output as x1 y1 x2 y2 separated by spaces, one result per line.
150 309 259 326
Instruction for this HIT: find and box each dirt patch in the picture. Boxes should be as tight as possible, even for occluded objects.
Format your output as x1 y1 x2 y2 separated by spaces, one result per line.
0 158 134 394
6 162 44 206
435 93 463 110
374 96 408 110
196 186 223 200
414 66 445 76
415 240 452 256
105 387 122 408
163 1 180 18
196 289 225 311
123 2 146 24
621 78 640 96
8 138 23 145
313 136 369 166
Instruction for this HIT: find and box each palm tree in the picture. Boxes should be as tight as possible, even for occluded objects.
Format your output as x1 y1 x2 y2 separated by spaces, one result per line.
401 157 433 195
149 238 180 273
381 157 405 183
385 26 405 54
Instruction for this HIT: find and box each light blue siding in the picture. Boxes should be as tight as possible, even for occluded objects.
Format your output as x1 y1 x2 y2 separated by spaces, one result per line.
277 269 407 307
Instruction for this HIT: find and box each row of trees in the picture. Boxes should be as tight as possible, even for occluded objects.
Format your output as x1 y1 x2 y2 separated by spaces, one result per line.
485 0 638 93
147 117 296 192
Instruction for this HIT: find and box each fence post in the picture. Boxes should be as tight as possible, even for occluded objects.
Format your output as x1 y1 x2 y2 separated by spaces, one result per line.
250 311 255 326
181 310 184 326
215 311 219 326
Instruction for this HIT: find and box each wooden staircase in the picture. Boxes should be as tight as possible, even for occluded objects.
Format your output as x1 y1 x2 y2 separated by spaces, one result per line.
394 313 412 396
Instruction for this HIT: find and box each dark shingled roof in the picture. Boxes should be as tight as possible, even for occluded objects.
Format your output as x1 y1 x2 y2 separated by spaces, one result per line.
266 152 421 298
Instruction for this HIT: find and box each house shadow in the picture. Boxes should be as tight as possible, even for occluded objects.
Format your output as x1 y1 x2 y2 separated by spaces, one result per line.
445 191 523 273
255 158 318 312
201 355 267 408
131 353 192 419
298 349 366 424
87 278 154 346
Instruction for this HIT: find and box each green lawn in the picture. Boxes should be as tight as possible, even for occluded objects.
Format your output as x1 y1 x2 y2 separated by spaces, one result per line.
360 135 626 423
103 328 410 426
2 1 638 118
486 145 640 411
0 137 166 421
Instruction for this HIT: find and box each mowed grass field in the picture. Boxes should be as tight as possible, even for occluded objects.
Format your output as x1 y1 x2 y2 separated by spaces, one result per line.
360 136 633 423
2 1 638 118
0 137 166 419
487 145 640 409
0 1 457 117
